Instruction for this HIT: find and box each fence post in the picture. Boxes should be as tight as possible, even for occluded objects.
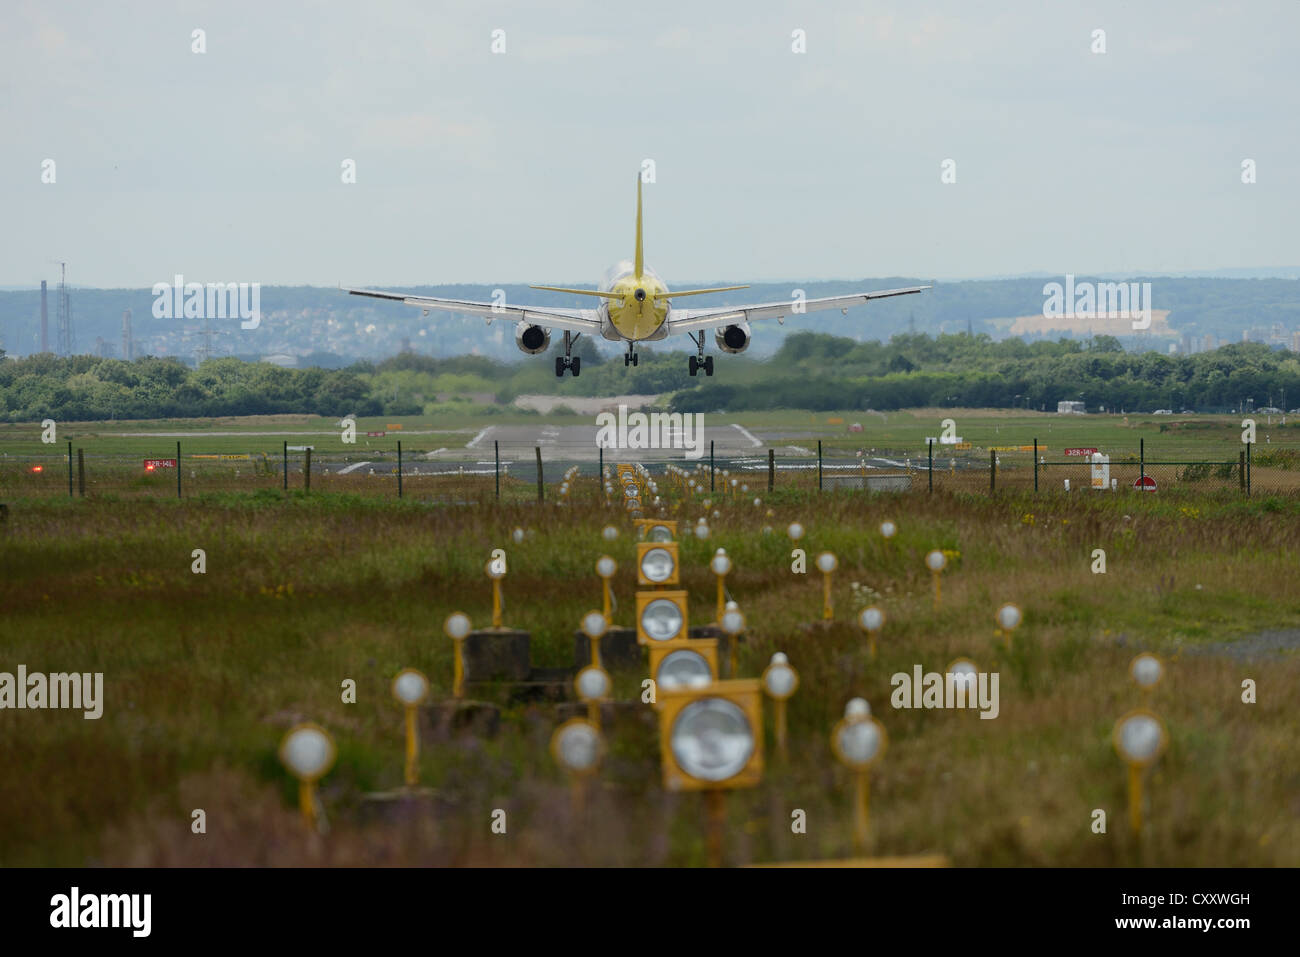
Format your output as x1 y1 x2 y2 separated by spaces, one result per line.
1246 442 1251 495
283 440 288 491
77 448 85 497
927 439 933 493
989 448 996 494
177 441 182 499
496 440 502 501
67 440 73 497
1140 438 1145 488
711 440 716 492
818 440 823 491
1239 450 1246 491
768 449 775 491
304 448 311 492
535 446 544 504
1033 438 1038 493
397 440 403 498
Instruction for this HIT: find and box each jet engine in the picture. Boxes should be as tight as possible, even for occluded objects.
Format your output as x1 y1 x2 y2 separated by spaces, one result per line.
714 321 752 354
515 323 551 355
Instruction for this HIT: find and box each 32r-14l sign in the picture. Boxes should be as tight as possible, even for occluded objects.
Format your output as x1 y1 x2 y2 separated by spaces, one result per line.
144 458 177 470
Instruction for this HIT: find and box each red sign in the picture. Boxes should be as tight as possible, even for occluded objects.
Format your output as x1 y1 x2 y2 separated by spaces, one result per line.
144 458 177 471
1133 475 1157 491
1065 448 1098 456
366 431 386 437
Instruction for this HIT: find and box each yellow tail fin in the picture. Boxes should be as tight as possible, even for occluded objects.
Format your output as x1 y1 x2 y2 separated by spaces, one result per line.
634 174 644 280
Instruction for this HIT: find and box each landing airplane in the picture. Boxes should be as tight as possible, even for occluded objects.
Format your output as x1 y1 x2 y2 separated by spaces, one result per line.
343 177 929 377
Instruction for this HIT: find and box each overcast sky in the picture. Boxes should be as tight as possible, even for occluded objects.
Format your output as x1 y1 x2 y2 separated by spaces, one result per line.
4 0 1298 288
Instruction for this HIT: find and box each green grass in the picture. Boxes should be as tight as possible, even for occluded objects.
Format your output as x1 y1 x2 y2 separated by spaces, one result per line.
1 485 1297 867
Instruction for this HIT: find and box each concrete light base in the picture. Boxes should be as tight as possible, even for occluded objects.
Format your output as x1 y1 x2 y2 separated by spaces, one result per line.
421 699 502 740
465 666 574 706
462 628 531 682
574 627 642 672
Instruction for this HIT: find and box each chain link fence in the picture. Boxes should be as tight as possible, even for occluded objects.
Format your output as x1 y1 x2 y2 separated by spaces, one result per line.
2 437 1295 503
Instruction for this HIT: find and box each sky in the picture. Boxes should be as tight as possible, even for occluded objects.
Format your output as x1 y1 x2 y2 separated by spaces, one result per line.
4 0 1299 288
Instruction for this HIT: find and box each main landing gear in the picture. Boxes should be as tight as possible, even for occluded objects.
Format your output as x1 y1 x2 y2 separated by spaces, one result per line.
687 332 713 376
624 346 639 367
555 331 582 377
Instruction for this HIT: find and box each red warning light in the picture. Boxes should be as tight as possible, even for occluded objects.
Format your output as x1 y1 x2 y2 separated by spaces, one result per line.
31 465 43 473
145 464 156 472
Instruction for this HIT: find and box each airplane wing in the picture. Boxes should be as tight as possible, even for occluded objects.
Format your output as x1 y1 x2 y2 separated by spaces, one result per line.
342 287 602 335
665 286 930 336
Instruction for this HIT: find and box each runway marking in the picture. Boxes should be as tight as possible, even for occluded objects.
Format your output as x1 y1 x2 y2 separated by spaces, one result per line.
466 427 494 449
338 461 372 474
731 423 763 448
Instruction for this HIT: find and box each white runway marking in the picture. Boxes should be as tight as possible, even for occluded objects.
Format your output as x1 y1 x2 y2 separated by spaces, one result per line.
731 423 762 448
466 427 494 449
338 461 372 474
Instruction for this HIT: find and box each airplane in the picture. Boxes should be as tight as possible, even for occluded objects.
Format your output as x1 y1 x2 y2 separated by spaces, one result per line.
343 176 929 378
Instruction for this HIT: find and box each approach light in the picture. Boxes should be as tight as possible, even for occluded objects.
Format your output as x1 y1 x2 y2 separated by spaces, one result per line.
658 681 763 790
833 714 885 770
719 602 745 637
551 718 604 775
925 549 947 572
880 520 897 539
637 592 688 643
650 639 718 695
391 668 430 707
996 603 1022 632
859 606 885 632
575 664 611 702
787 522 804 541
859 605 885 658
1130 653 1164 692
581 609 608 640
637 542 679 585
946 658 979 694
280 723 336 781
762 652 798 700
1114 709 1167 767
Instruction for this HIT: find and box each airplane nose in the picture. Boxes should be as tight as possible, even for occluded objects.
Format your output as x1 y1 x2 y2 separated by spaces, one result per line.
634 287 647 302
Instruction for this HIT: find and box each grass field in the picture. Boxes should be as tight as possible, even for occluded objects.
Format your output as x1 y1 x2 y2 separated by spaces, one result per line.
2 481 1297 867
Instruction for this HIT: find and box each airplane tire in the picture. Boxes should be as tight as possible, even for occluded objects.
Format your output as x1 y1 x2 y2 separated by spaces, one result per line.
688 356 698 376
555 357 565 377
704 356 714 376
571 357 581 377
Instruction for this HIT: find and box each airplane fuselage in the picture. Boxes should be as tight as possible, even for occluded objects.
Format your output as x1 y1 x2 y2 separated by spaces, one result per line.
597 259 671 342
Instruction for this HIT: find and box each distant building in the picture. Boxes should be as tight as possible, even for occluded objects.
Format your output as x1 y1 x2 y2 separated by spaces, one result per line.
261 353 298 367
1057 400 1085 414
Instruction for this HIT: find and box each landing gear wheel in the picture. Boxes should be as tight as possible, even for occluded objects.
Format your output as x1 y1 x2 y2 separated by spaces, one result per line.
571 356 581 377
555 356 565 377
689 355 698 376
704 356 714 376
631 352 639 367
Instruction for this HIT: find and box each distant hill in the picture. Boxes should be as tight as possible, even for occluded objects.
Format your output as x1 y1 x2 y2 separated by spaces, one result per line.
1 276 1296 363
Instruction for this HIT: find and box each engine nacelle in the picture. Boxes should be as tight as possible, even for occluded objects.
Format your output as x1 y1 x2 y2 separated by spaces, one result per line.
515 323 551 355
714 321 752 354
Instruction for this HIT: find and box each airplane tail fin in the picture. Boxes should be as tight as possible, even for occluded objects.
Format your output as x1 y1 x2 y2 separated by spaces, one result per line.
634 174 644 280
